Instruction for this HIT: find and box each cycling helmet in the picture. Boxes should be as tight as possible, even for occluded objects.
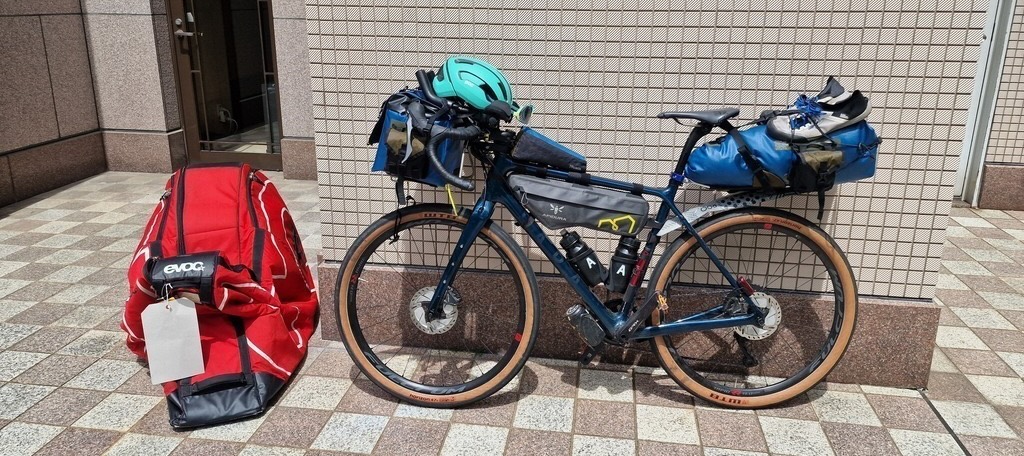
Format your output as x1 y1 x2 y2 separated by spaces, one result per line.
432 56 513 111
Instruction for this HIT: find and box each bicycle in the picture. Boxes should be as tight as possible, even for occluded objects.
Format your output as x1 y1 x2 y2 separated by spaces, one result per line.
334 68 857 409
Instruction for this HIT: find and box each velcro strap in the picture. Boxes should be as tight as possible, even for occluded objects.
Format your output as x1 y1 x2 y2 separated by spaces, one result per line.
147 252 221 304
395 177 407 206
727 129 773 188
231 317 253 376
817 188 826 221
568 172 592 186
631 183 644 195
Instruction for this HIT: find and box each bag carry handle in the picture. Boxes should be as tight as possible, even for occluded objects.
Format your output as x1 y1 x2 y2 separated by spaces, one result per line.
177 373 252 397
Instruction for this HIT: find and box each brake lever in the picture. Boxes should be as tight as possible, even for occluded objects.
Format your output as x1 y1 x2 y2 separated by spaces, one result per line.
415 69 451 117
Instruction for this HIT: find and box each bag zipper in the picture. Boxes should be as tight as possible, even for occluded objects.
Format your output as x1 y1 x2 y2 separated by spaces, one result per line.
176 168 188 255
149 187 174 257
247 170 265 282
246 171 261 227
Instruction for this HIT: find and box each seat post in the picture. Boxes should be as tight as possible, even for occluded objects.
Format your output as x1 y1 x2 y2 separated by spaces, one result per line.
673 123 713 179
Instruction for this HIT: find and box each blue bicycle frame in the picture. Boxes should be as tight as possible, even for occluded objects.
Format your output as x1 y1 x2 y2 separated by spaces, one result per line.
427 128 764 342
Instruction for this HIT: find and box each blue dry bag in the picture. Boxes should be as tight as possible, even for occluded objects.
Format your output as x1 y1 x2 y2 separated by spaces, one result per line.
685 121 879 189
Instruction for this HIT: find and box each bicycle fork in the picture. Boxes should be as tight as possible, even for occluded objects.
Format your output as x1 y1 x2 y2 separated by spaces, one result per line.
423 199 495 321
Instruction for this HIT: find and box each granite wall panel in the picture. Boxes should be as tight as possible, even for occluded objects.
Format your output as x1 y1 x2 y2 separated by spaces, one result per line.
0 0 80 16
41 14 99 137
0 0 104 205
275 17 315 139
0 16 59 152
7 132 106 199
103 130 176 173
84 13 167 131
0 156 14 207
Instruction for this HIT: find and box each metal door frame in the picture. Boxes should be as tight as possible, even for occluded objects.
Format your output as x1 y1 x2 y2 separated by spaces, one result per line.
956 0 1017 205
164 0 284 170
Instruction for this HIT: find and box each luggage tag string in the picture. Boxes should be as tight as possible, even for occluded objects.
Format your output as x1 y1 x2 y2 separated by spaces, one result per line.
162 284 174 309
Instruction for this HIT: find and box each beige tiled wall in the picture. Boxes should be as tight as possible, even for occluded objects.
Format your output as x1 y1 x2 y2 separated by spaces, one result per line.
987 1 1024 164
310 1 988 300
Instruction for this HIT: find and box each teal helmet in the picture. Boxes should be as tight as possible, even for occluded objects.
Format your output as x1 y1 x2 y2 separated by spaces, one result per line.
432 56 513 111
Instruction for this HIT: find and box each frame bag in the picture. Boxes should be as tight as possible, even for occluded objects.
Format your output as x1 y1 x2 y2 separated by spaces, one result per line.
509 174 649 236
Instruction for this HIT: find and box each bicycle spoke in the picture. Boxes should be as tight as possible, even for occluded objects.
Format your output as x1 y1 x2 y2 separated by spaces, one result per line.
658 217 848 399
345 214 528 397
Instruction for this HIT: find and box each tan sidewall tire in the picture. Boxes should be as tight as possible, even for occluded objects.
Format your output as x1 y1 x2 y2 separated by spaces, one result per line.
335 206 538 407
650 209 857 408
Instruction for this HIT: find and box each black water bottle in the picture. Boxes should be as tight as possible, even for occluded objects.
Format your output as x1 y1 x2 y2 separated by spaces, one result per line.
560 230 606 287
607 236 641 293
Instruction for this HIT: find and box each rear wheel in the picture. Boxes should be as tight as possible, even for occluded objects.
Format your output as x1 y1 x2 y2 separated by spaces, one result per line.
648 208 857 408
335 204 539 407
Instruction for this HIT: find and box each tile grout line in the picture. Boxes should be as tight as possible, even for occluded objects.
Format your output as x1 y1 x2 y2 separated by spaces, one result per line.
918 388 973 456
630 370 640 452
571 366 581 448
504 375 523 455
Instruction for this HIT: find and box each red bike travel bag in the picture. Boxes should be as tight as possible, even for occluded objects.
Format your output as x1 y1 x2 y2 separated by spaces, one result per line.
121 163 319 428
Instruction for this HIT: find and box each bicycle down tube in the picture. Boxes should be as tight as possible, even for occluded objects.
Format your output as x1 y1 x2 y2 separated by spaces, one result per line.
425 152 762 339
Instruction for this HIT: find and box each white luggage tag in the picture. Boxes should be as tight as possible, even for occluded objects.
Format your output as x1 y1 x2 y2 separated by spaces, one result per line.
141 296 205 384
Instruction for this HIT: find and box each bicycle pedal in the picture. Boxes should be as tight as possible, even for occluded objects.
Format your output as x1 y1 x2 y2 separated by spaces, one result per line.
578 345 602 366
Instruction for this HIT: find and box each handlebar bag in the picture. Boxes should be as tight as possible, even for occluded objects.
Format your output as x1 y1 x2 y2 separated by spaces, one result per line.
369 89 463 187
509 174 649 236
511 127 588 172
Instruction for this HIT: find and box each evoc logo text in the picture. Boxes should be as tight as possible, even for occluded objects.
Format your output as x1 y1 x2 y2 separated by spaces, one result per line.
164 262 205 274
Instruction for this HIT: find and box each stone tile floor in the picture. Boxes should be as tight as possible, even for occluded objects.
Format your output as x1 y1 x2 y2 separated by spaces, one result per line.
0 172 1022 455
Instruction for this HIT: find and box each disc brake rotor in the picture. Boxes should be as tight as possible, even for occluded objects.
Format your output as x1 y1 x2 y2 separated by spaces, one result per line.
734 291 782 341
409 286 459 335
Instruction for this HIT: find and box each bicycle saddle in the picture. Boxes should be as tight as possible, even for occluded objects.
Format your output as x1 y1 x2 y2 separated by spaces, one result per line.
657 108 741 126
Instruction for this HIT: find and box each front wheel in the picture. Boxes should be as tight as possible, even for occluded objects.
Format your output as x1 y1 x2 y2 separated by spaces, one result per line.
335 204 540 407
648 207 857 408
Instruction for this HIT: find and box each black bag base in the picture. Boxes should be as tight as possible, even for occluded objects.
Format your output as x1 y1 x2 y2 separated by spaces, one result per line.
167 372 284 429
